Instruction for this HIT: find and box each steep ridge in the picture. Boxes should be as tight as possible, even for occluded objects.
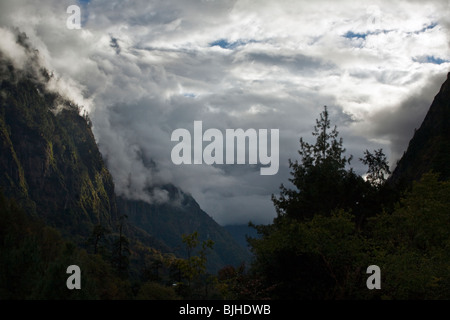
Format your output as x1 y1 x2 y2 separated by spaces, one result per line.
388 72 450 188
0 54 118 240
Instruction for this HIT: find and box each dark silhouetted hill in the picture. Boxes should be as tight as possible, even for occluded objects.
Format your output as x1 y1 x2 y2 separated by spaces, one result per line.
388 72 450 188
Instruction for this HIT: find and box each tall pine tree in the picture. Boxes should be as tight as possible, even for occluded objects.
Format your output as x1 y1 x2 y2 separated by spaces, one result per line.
272 106 366 221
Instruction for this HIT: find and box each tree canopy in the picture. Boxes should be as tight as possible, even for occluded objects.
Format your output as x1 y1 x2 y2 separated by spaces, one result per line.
247 106 450 299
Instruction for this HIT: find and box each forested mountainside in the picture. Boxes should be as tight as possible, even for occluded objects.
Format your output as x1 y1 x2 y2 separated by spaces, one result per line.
0 35 250 299
0 57 118 240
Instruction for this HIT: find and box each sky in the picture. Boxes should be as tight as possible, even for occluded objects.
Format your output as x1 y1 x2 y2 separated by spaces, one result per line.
0 0 449 225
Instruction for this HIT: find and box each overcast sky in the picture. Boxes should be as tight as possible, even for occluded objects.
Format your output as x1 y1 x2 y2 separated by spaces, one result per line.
1 0 449 225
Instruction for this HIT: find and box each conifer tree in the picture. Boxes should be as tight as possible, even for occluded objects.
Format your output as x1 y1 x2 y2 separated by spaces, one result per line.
360 149 391 188
272 106 363 221
112 214 130 278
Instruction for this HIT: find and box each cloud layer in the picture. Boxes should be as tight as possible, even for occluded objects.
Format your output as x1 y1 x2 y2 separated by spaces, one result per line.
1 0 449 225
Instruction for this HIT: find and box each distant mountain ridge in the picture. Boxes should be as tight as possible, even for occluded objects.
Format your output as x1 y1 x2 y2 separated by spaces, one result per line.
388 72 450 188
117 185 251 272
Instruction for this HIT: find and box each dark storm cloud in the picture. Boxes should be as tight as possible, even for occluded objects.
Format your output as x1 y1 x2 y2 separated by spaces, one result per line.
245 51 335 75
109 36 121 54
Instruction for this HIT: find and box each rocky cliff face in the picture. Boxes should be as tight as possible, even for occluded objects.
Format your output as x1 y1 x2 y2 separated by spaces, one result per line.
388 72 450 188
0 56 118 240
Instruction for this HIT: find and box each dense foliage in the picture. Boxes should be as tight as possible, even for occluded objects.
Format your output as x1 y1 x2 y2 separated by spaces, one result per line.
0 190 229 299
0 192 131 299
245 106 450 299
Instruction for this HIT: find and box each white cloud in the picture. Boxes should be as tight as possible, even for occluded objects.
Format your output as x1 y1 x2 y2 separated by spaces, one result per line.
0 28 28 68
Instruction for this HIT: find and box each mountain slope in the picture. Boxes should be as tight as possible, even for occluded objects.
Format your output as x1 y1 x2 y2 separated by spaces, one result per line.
224 224 259 252
388 72 450 188
0 55 118 240
117 185 252 273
